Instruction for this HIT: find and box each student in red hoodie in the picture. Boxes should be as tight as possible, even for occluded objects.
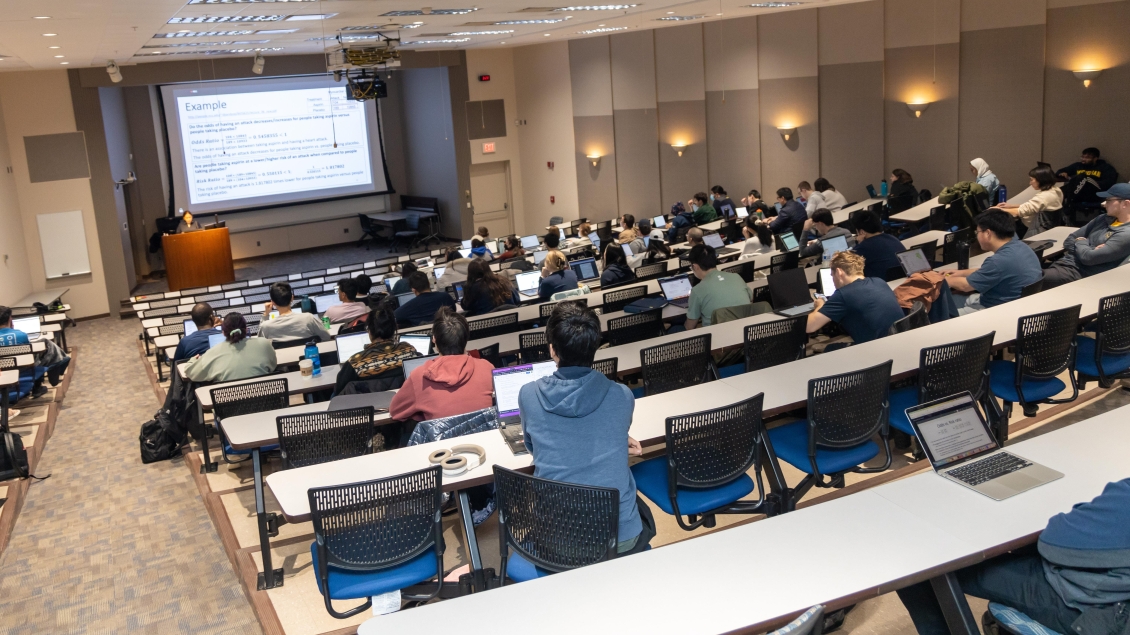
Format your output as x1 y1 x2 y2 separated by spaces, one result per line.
389 306 496 423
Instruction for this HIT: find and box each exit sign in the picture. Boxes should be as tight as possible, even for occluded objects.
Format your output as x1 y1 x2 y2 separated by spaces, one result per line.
482 142 496 154
479 74 491 81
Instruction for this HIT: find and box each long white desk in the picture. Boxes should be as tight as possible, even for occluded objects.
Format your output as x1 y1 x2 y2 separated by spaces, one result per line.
832 196 885 225
890 196 941 222
13 289 68 308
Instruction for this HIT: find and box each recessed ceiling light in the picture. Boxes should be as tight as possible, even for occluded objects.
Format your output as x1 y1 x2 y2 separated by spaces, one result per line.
544 33 551 36
42 33 57 36
54 55 64 58
188 0 318 3
448 30 514 35
746 1 804 6
553 5 638 11
33 16 51 19
154 30 256 37
666 11 674 14
48 46 60 49
168 15 284 23
657 15 706 20
404 38 471 44
490 18 571 24
413 21 423 24
598 23 605 26
382 9 478 16
255 28 299 33
716 12 723 15
59 61 69 64
577 26 628 33
285 13 337 20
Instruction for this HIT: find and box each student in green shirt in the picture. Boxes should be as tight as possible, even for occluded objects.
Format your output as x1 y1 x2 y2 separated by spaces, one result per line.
684 244 753 329
688 192 718 225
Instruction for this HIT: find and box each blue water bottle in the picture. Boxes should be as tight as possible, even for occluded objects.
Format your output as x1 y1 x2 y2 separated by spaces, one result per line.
304 340 322 377
880 180 888 197
998 184 1008 204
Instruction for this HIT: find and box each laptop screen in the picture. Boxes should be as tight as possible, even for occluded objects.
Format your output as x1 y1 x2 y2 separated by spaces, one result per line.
559 228 567 241
819 268 837 297
821 235 848 261
183 319 199 336
314 294 342 314
396 293 415 307
520 234 539 249
703 233 725 249
533 250 548 265
12 316 40 335
462 239 473 249
898 248 933 276
453 281 465 301
459 248 472 259
403 354 438 380
652 215 666 228
588 232 601 253
384 276 401 293
335 332 370 361
907 393 998 469
492 361 557 417
399 334 431 356
621 243 635 259
486 240 499 254
516 270 542 293
570 258 599 282
434 267 446 280
207 333 226 349
659 275 693 301
779 233 799 251
736 207 749 218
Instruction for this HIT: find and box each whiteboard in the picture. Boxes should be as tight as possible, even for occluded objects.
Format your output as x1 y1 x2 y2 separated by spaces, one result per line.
36 210 91 280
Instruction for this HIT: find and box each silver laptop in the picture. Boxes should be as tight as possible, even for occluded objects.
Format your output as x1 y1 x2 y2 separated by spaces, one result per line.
314 293 342 314
821 234 849 262
659 274 692 309
335 332 370 361
402 354 438 380
516 270 542 297
897 247 933 276
907 392 1062 500
399 334 432 356
12 316 41 341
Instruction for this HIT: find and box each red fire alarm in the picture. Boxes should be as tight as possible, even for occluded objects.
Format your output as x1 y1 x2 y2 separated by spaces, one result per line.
550 196 555 204
478 74 491 81
547 161 554 169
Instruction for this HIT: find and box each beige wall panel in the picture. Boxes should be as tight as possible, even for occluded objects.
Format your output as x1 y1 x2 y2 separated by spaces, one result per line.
759 77 820 193
819 1 885 66
958 25 1046 196
961 0 1046 32
658 100 709 210
706 89 762 199
885 0 961 48
1049 0 1124 7
230 226 289 260
758 9 819 80
286 218 357 252
704 16 760 92
613 108 663 218
568 37 614 117
819 61 885 203
610 30 658 110
655 24 706 102
0 96 32 306
465 48 525 234
573 115 619 221
884 43 961 196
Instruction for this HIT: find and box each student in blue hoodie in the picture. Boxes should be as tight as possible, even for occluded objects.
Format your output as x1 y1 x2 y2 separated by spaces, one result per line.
896 478 1130 634
519 301 654 555
666 201 696 242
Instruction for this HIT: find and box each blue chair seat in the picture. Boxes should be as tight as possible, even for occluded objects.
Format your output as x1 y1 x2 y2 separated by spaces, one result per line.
310 542 437 600
505 551 553 582
223 442 279 456
631 386 646 399
989 360 1065 404
988 602 1065 635
767 421 880 475
1074 336 1130 379
887 386 919 436
630 456 755 516
15 367 45 401
717 363 745 379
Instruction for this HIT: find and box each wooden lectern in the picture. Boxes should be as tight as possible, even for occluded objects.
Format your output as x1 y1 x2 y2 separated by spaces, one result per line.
162 227 235 292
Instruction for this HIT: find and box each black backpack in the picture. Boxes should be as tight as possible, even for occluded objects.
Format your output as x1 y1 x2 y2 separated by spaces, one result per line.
0 429 29 481
139 408 184 464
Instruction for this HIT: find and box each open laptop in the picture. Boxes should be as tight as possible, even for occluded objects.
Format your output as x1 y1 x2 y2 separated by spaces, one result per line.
433 266 446 280
774 232 800 252
486 240 499 254
587 232 601 254
462 239 473 249
516 270 542 297
207 332 226 349
818 268 837 298
384 276 402 294
736 206 749 219
12 316 41 341
395 293 415 308
452 281 465 302
458 248 472 259
703 232 739 257
533 250 548 266
183 319 199 336
335 332 370 362
768 268 815 317
652 215 666 229
821 234 849 262
866 184 878 199
314 293 342 314
569 257 600 282
399 334 432 356
402 354 438 380
520 234 540 250
659 274 693 309
897 247 934 277
907 392 1063 500
492 361 558 453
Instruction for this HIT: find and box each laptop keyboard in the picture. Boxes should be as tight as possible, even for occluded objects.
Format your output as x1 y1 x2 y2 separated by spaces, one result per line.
778 303 814 317
946 452 1031 486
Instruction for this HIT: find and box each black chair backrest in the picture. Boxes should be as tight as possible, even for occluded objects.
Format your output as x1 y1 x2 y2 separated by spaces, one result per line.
602 284 649 313
357 213 376 232
591 356 618 381
518 331 551 364
918 241 938 265
927 205 947 231
769 251 799 273
158 323 185 336
478 342 504 368
634 262 668 281
767 268 811 310
605 308 665 347
918 331 995 403
722 260 756 283
888 301 929 335
666 393 763 489
917 189 933 204
210 378 289 423
1015 305 1081 380
1020 275 1044 298
808 360 892 448
640 334 716 397
494 465 618 575
1096 291 1130 356
0 344 33 359
404 212 420 231
791 221 805 241
468 311 520 339
276 406 375 469
744 316 807 372
942 227 972 265
884 264 906 282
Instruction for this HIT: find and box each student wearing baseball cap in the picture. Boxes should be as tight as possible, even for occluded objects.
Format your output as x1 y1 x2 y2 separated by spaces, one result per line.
1042 182 1130 288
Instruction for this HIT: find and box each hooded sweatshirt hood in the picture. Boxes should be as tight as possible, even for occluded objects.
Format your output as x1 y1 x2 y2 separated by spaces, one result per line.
421 354 479 388
532 367 610 418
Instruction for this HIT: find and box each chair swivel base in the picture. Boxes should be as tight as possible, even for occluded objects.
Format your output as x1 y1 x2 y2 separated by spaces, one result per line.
200 461 218 474
258 568 285 590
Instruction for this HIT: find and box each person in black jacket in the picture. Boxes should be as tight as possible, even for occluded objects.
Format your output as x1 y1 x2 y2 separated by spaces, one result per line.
887 168 919 213
461 259 520 316
1057 147 1119 190
599 242 637 289
710 185 737 218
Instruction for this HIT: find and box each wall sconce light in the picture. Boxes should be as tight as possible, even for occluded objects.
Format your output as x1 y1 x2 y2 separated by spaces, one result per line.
905 102 930 118
587 154 601 167
777 126 797 141
1073 69 1102 88
671 143 686 157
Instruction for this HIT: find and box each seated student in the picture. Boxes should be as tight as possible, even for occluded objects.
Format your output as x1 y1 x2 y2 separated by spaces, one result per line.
897 477 1130 635
799 208 855 259
0 306 70 396
577 222 593 238
887 169 919 214
684 227 705 248
462 259 519 316
635 218 661 242
435 252 471 289
354 273 373 303
333 302 420 395
173 302 222 362
685 244 753 329
616 214 641 244
1041 183 1130 289
644 237 673 265
183 313 277 383
543 228 561 250
970 157 1000 203
851 210 905 279
519 301 650 555
689 192 719 225
600 242 637 288
324 278 371 325
257 282 332 342
994 165 1064 235
815 178 847 212
757 187 807 236
470 238 494 261
944 210 1042 314
391 262 417 297
394 271 457 327
807 251 904 344
741 221 775 254
539 250 579 300
389 307 495 422
666 202 696 242
472 225 490 243
711 185 737 218
741 189 773 219
498 235 525 260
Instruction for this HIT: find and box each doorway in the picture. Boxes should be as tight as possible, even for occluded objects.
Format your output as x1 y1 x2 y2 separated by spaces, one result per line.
469 161 513 238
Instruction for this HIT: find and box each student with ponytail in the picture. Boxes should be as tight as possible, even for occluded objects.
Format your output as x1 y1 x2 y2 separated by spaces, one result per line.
183 313 278 383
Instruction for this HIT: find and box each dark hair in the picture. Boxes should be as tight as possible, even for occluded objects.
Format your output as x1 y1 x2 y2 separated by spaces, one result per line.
408 271 430 293
190 302 215 328
401 261 418 278
604 241 627 267
446 247 462 263
854 210 883 234
505 236 521 250
471 238 485 249
974 210 1017 240
544 230 560 249
467 259 514 305
648 238 672 260
337 277 359 301
1083 147 1101 158
222 313 248 344
637 218 652 235
354 274 372 295
892 168 913 183
432 306 469 355
693 192 709 205
687 244 718 270
711 185 727 196
622 213 635 229
477 226 489 238
814 177 832 192
269 282 293 307
748 189 761 199
0 306 11 326
545 301 601 368
810 208 835 227
776 187 794 201
752 222 773 245
1030 166 1057 190
368 300 398 341
798 181 812 191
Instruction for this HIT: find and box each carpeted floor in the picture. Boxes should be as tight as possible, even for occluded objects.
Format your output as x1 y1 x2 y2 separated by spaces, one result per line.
0 317 261 635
